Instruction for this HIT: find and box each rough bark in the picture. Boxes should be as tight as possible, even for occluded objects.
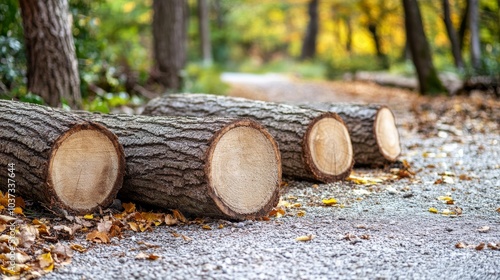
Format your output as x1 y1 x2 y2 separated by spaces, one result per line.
18 0 81 108
442 0 464 70
402 0 446 95
143 94 354 183
77 112 281 220
300 0 319 60
468 0 481 70
368 24 389 69
301 104 401 166
152 0 188 90
0 100 125 214
198 0 212 66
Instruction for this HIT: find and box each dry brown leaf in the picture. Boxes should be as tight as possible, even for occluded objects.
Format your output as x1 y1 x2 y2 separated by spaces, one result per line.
86 230 110 244
0 215 16 224
487 243 499 250
171 232 181 238
97 220 113 233
128 222 139 232
37 252 54 272
477 226 490 233
202 224 212 230
475 242 485 250
18 225 38 248
172 210 187 223
135 252 160 260
455 242 467 248
295 234 315 242
69 244 87 253
297 210 306 217
164 214 178 226
122 202 136 213
181 235 192 241
360 235 370 240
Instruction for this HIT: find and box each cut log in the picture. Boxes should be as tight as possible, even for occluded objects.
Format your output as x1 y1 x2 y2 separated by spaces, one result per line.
142 93 354 182
76 112 281 220
302 103 401 166
0 100 125 214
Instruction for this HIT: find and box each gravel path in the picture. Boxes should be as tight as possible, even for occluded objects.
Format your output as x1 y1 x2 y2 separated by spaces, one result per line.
44 78 500 280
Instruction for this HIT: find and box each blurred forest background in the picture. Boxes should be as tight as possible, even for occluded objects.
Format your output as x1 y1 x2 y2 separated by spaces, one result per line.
0 0 499 112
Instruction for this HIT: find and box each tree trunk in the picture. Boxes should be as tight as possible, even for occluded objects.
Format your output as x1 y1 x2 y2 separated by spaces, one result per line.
301 104 401 166
468 0 481 71
143 94 354 183
402 0 446 95
442 0 464 70
368 23 389 69
345 16 352 54
18 0 81 108
300 0 319 60
0 100 125 214
458 0 469 52
77 112 281 220
152 0 188 90
198 0 212 66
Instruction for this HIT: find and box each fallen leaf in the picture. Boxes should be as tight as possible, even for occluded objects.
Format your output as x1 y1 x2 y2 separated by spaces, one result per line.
455 242 467 248
475 242 485 250
477 226 490 233
496 208 500 213
18 225 38 248
171 232 181 238
429 207 439 214
441 209 453 215
360 235 370 240
0 215 16 223
297 210 306 217
295 234 315 242
202 224 212 230
181 234 192 241
86 230 110 243
135 252 160 260
459 174 472 180
13 207 23 215
97 220 113 233
172 210 187 223
164 214 178 226
322 198 337 206
83 214 93 220
128 222 139 232
69 244 87 253
347 175 383 185
122 202 136 213
353 189 371 196
37 252 54 272
487 243 499 250
218 224 224 229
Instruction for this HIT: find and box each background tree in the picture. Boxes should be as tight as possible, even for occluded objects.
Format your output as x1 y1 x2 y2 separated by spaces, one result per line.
442 0 464 70
468 0 481 71
18 0 81 108
198 0 212 66
152 0 188 90
300 0 319 60
402 0 446 95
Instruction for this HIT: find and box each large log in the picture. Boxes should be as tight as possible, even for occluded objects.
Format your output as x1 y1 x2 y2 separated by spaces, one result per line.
0 100 125 214
302 103 401 166
76 112 281 220
142 94 354 182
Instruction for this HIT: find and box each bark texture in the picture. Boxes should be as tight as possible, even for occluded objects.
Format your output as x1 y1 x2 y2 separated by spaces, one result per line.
18 0 81 108
152 0 188 90
301 104 401 166
442 0 464 69
402 0 446 95
143 94 354 182
77 112 281 220
300 0 319 60
0 100 124 214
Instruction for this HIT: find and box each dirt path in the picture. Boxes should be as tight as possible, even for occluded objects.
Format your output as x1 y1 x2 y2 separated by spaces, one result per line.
45 77 499 280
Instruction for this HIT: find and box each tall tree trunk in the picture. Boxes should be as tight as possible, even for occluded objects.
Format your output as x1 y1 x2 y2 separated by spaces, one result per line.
468 0 481 71
300 0 319 60
458 0 469 52
442 0 464 70
152 0 188 90
18 0 81 108
402 0 446 95
198 0 212 66
368 23 389 69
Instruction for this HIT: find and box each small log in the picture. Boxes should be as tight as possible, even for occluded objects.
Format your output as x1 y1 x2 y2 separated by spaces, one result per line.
302 103 401 166
0 100 125 214
143 94 354 182
77 112 281 220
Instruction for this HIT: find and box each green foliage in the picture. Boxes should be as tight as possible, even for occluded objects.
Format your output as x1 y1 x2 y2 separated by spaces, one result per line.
325 55 388 79
183 63 228 95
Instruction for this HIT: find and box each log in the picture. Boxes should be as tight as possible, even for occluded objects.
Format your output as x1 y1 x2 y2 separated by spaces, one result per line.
76 112 282 220
0 100 125 214
142 94 354 182
301 103 401 166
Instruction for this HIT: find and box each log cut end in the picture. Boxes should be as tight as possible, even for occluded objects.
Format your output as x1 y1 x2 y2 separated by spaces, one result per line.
207 120 281 219
305 114 354 182
48 123 125 214
375 107 401 161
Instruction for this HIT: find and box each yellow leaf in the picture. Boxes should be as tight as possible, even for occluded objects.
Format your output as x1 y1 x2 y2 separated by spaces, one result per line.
13 207 23 215
122 202 136 213
429 207 439 214
202 224 212 230
322 198 337 206
83 214 93 220
297 210 306 217
295 234 315 242
347 175 383 185
218 224 224 229
172 210 187 223
70 244 87 253
128 222 139 232
38 252 54 272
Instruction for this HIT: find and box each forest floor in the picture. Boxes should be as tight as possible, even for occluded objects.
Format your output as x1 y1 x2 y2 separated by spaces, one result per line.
37 76 500 279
